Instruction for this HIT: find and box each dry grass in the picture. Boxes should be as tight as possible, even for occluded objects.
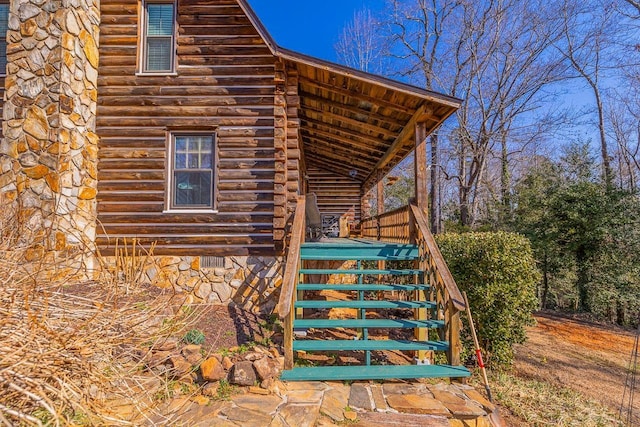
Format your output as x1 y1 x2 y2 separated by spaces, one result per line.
0 232 193 426
484 370 623 426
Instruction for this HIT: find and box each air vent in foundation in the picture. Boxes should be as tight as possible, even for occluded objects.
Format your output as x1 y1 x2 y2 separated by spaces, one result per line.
201 256 225 268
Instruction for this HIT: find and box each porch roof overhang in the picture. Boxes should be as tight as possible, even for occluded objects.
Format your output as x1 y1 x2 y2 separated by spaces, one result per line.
278 49 461 191
237 0 462 191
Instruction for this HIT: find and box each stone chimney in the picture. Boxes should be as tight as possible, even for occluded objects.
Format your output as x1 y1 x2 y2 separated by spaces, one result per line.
0 0 100 256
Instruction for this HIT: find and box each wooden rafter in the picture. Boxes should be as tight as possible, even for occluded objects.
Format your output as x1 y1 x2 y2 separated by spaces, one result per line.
297 76 426 115
301 105 398 139
301 117 390 151
301 134 381 164
298 92 411 130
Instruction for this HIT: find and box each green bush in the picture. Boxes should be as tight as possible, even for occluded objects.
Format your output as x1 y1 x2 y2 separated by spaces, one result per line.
182 329 206 345
436 231 539 367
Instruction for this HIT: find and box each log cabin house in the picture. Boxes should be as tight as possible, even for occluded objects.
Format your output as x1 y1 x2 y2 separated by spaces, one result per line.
0 0 470 380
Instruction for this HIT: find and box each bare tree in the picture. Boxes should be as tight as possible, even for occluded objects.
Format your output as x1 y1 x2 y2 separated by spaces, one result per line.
387 0 568 226
555 0 621 186
335 9 385 74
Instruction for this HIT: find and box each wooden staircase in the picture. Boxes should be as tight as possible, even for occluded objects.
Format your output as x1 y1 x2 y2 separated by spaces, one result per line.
277 197 470 382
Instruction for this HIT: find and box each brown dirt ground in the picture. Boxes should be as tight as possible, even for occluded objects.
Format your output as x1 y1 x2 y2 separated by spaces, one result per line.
512 311 638 423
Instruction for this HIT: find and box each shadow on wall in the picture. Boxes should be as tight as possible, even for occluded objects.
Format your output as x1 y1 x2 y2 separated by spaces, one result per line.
232 256 283 314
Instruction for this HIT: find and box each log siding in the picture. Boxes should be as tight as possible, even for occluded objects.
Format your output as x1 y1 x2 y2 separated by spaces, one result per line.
97 0 278 256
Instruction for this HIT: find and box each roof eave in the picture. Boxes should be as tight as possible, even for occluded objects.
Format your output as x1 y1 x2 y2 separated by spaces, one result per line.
236 0 463 109
277 48 462 109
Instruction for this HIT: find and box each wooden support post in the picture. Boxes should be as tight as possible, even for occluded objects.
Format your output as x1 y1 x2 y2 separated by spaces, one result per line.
414 121 428 211
376 171 385 289
284 311 294 370
447 301 462 366
414 122 428 359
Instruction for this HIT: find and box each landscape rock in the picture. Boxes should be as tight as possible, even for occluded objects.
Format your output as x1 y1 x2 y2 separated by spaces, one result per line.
200 357 226 381
146 351 171 369
168 355 193 378
244 351 263 361
230 360 257 386
202 382 219 398
253 355 281 381
155 338 179 351
222 356 234 370
181 345 203 365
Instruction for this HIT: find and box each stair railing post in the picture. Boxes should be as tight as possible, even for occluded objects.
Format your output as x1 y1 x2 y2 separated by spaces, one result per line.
277 195 306 372
284 309 294 370
409 202 428 362
446 298 462 366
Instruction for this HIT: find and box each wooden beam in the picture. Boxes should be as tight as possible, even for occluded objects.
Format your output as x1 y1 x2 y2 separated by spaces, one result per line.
363 106 429 189
414 121 428 210
301 117 390 151
377 170 385 216
297 76 417 114
304 153 369 179
301 124 387 155
301 133 382 163
300 103 398 140
298 92 411 131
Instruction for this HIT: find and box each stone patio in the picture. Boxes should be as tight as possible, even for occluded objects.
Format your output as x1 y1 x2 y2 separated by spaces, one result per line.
136 379 498 426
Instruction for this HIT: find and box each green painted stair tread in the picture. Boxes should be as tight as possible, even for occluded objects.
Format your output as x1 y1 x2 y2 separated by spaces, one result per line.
294 300 436 309
298 269 422 275
300 246 418 261
280 364 470 381
297 283 430 291
293 339 449 352
301 254 417 261
301 240 417 249
293 318 444 329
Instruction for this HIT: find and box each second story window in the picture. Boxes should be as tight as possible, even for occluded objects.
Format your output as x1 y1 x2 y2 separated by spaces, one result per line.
142 1 175 73
0 2 8 75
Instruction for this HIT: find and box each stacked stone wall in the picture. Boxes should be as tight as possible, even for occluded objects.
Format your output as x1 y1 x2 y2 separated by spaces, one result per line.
0 0 100 254
104 255 284 313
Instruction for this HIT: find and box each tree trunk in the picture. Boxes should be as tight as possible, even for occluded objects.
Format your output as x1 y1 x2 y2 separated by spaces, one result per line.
576 248 591 312
501 131 511 217
593 88 613 187
541 252 550 309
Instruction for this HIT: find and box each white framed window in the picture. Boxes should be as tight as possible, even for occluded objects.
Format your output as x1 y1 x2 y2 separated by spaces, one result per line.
0 2 8 75
140 1 176 73
166 133 217 212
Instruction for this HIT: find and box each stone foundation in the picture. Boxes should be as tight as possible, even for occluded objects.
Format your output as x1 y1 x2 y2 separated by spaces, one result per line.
104 255 284 313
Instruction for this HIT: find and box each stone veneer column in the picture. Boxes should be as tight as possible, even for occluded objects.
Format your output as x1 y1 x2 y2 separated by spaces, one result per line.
0 0 100 253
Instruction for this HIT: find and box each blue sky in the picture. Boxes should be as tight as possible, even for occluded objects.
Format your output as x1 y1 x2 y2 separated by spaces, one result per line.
247 0 385 62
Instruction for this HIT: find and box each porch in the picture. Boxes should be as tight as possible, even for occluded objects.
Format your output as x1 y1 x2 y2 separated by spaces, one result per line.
273 51 467 380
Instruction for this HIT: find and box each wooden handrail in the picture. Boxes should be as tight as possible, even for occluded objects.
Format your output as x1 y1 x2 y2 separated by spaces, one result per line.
410 203 466 311
277 195 306 319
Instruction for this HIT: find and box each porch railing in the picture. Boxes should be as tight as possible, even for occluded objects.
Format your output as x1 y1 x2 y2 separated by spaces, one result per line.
360 202 466 365
360 205 412 243
276 195 306 370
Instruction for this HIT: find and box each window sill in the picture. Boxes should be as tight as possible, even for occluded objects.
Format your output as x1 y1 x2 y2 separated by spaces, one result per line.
163 209 218 214
136 72 178 77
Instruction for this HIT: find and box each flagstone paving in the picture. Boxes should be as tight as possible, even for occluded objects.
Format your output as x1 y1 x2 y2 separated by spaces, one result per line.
136 380 502 426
